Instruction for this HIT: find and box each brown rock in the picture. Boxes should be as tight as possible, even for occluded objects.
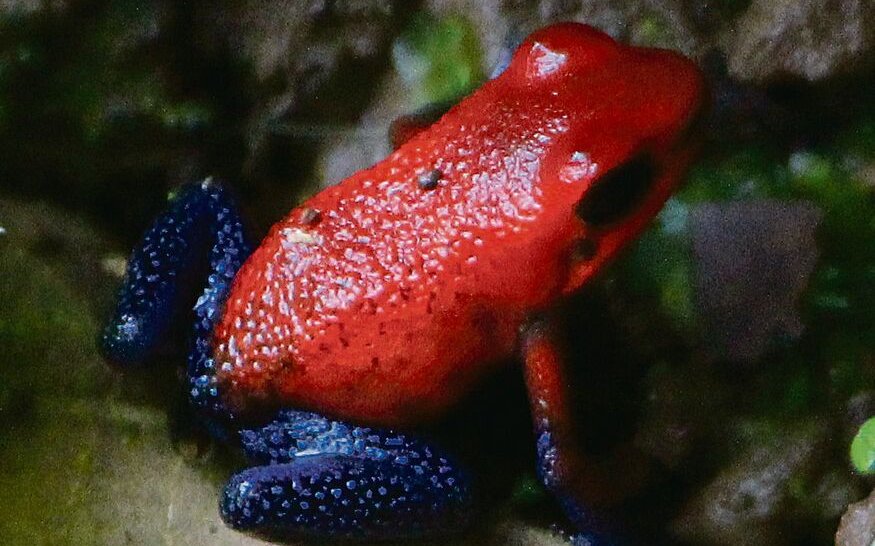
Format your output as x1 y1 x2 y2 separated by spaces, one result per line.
722 0 875 82
690 200 821 363
836 488 875 546
672 421 828 545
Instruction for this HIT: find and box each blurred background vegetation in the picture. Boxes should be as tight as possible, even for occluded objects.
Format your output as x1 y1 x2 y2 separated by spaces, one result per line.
0 1 874 544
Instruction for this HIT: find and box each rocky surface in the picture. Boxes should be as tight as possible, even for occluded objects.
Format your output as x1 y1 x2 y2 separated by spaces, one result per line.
690 200 821 362
672 422 831 545
837 488 875 546
722 0 875 82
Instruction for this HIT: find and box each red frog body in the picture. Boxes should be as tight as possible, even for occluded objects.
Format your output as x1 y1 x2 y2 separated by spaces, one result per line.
102 22 704 543
214 23 703 426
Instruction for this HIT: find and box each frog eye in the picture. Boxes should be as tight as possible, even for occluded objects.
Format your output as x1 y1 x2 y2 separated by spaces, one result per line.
575 154 655 226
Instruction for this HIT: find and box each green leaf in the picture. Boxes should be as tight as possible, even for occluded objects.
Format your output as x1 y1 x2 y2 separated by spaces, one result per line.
850 417 875 474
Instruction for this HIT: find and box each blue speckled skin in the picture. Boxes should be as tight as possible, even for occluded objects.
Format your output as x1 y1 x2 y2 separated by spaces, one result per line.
101 181 249 363
536 429 624 546
101 180 477 540
102 179 252 424
225 410 473 539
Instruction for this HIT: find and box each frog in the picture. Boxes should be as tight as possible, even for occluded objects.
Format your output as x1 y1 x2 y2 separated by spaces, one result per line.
101 22 703 544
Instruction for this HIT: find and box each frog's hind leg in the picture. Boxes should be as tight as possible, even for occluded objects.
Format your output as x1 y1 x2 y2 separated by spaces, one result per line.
220 410 475 540
101 179 252 421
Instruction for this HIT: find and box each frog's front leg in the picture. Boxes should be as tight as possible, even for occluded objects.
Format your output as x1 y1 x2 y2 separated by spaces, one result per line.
101 179 252 421
221 410 475 540
522 319 628 546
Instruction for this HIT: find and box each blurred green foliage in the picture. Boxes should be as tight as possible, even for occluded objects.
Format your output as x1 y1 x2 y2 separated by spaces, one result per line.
392 13 484 108
851 417 875 474
628 114 874 331
615 113 875 466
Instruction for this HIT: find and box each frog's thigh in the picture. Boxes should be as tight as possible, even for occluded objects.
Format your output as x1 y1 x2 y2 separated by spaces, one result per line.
221 410 474 540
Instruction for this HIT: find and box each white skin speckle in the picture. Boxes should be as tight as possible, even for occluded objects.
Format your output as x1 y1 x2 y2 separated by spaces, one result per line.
560 151 599 183
528 42 568 78
281 228 321 245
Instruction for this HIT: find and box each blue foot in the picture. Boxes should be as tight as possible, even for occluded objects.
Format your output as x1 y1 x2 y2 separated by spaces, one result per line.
535 429 628 546
221 410 474 540
101 178 252 421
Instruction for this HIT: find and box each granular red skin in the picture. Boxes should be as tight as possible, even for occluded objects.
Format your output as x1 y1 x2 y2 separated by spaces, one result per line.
214 24 703 426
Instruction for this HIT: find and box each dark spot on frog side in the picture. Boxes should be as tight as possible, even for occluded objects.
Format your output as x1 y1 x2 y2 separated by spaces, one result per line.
418 169 442 191
575 154 656 227
572 238 598 262
426 291 437 314
299 208 322 225
471 304 499 341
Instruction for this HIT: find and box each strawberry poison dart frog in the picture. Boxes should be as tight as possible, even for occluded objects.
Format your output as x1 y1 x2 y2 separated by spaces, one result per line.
102 23 702 544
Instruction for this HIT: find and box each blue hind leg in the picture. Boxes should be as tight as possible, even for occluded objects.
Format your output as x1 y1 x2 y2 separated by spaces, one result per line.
221 410 475 540
101 178 252 421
